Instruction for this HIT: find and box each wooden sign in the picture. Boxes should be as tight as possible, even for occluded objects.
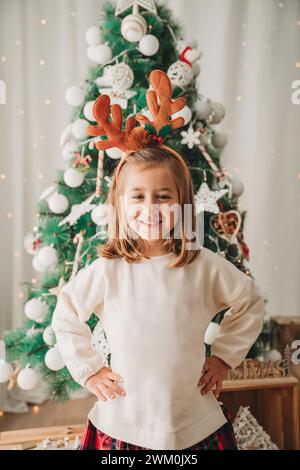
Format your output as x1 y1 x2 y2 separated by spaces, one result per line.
226 358 290 381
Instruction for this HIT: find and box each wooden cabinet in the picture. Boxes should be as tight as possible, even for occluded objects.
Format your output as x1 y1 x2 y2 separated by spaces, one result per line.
221 376 299 449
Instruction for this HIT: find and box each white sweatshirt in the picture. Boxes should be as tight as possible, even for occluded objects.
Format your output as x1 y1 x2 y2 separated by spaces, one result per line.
51 246 265 450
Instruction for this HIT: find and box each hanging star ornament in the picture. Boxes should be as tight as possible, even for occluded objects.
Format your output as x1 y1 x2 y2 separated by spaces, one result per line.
195 182 228 215
58 195 96 227
115 0 157 16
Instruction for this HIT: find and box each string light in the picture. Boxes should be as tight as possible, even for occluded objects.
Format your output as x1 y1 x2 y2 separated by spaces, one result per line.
39 59 45 66
31 278 37 284
296 63 300 68
41 19 47 25
236 96 242 102
32 405 40 415
44 98 51 105
0 174 6 180
33 142 38 148
16 40 21 46
241 41 247 47
1 56 7 62
19 292 25 299
14 251 20 257
0 411 4 417
7 212 12 218
278 2 284 7
37 173 43 179
19 109 24 115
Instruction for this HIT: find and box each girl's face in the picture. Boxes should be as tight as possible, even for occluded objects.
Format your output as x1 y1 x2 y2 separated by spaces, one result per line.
120 164 180 243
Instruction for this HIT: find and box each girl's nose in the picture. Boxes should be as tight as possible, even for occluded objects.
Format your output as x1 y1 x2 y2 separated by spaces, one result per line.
141 200 161 222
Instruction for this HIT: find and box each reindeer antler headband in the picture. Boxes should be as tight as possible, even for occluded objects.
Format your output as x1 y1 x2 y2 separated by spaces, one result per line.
86 69 188 175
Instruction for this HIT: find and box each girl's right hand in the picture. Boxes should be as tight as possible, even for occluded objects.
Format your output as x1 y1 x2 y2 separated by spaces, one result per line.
85 366 126 401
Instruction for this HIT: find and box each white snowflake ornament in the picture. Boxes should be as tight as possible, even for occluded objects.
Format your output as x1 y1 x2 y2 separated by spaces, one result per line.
181 126 201 149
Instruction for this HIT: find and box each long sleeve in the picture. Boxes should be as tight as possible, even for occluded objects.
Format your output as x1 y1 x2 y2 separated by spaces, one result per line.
51 257 106 387
205 250 265 370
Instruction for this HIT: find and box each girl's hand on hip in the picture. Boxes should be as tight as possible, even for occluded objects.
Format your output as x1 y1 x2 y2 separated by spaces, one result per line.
198 356 230 398
85 366 126 401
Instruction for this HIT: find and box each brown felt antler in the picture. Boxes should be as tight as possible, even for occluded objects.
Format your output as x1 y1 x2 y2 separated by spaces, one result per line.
86 69 186 154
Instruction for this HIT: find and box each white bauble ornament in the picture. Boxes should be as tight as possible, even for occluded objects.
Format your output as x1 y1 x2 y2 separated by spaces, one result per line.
195 101 211 120
47 193 69 214
83 100 96 122
208 101 226 125
87 45 96 62
121 7 147 42
62 141 78 160
24 232 38 255
32 254 47 272
192 62 201 77
105 147 123 159
64 168 84 188
65 86 85 107
171 105 192 125
167 61 193 88
87 44 112 64
229 176 244 197
43 326 56 347
85 26 102 46
110 63 134 91
138 34 159 56
91 204 108 226
71 119 89 140
24 298 48 323
44 345 65 371
0 359 13 383
37 246 58 268
204 322 220 345
17 366 40 390
264 349 282 362
211 132 228 149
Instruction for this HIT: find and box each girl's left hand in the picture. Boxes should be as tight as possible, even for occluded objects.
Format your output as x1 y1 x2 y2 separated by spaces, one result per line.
198 356 231 398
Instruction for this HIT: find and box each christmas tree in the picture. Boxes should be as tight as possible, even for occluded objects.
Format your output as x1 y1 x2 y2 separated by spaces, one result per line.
0 0 265 402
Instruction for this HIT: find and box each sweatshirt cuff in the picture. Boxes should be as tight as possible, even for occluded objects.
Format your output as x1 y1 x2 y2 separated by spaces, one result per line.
76 360 106 388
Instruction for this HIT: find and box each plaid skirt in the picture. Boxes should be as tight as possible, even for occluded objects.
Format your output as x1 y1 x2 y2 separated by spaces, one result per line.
79 405 238 450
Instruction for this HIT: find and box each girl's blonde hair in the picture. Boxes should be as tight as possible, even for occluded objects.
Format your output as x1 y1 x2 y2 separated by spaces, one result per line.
97 145 202 268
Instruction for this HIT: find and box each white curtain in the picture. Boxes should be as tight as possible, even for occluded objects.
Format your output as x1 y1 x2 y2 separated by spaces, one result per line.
0 0 299 410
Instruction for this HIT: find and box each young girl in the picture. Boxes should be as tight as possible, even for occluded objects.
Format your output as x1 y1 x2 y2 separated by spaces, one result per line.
52 144 265 451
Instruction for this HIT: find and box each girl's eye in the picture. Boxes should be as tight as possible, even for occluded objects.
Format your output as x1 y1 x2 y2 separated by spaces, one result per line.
131 195 170 200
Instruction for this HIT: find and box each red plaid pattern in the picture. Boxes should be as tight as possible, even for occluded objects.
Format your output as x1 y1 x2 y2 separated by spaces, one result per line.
79 405 238 450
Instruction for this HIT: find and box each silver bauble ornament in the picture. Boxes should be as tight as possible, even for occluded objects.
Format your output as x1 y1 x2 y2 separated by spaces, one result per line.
167 61 193 88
